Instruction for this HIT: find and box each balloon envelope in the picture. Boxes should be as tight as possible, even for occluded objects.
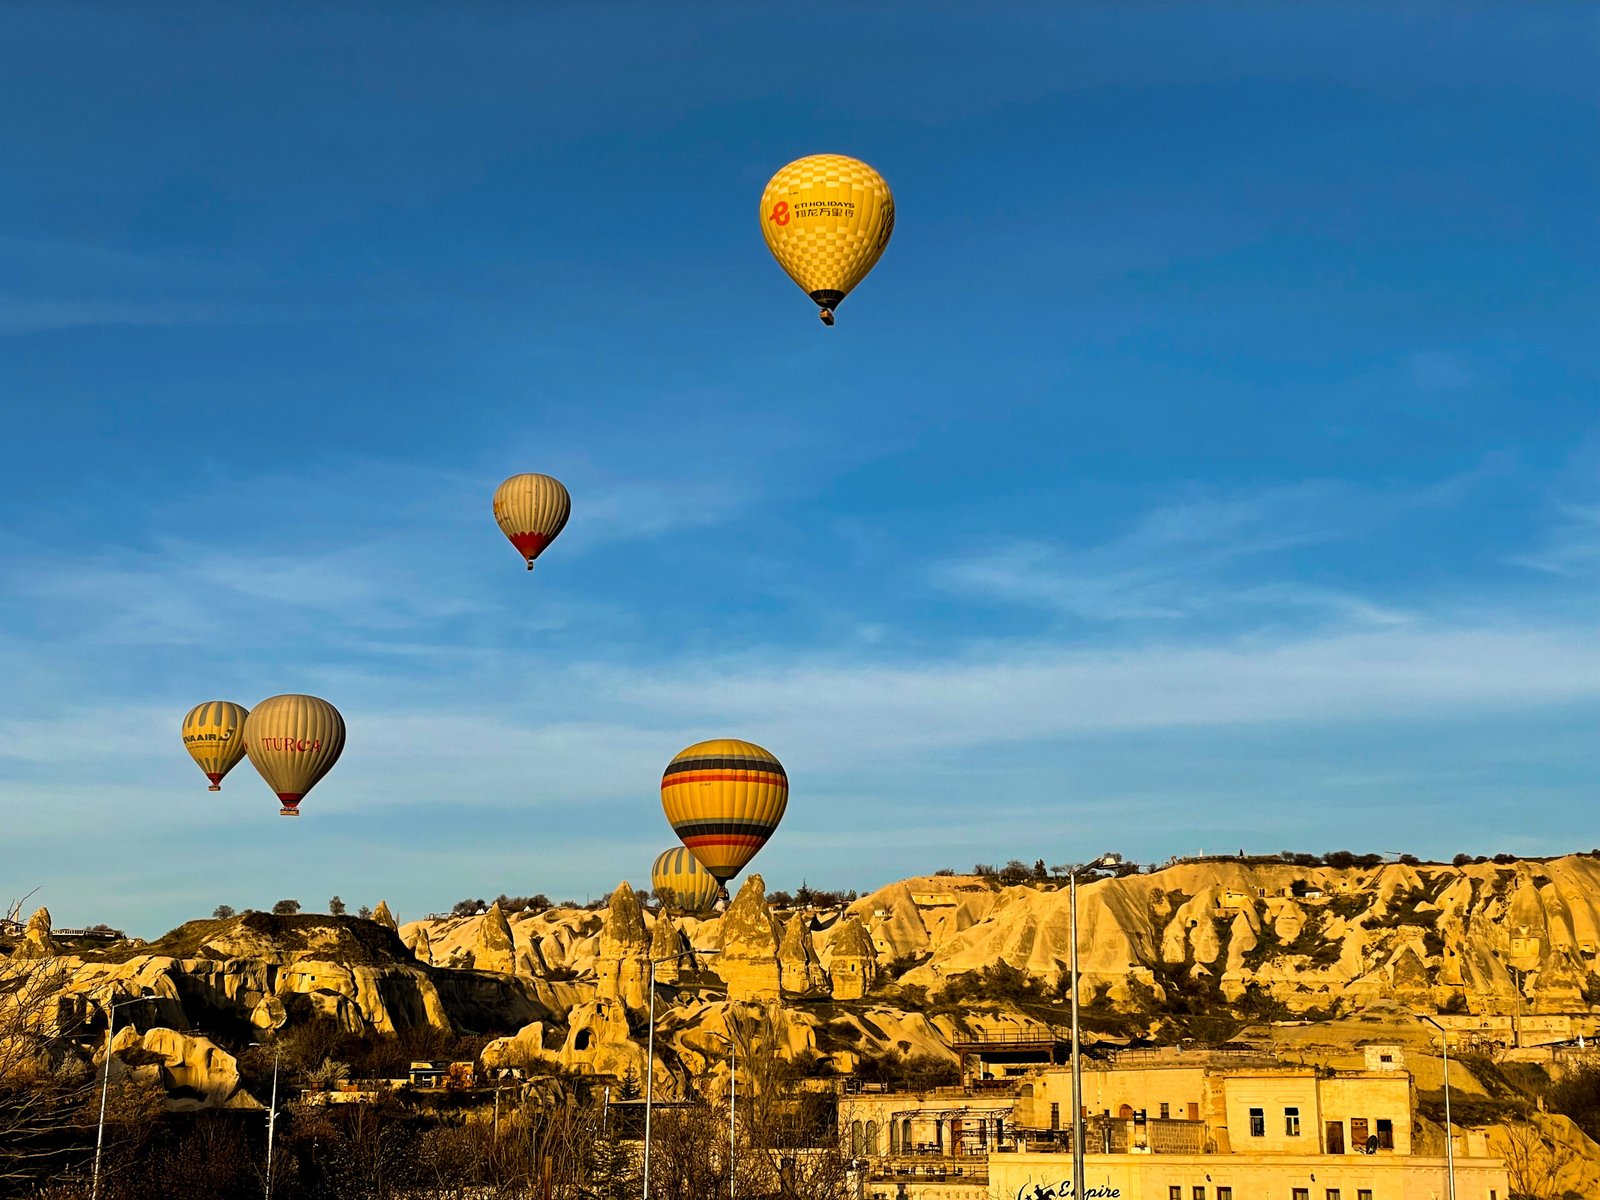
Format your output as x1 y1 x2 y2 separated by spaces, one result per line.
760 153 894 324
181 701 249 791
661 738 787 884
651 847 721 914
493 474 571 570
243 694 345 817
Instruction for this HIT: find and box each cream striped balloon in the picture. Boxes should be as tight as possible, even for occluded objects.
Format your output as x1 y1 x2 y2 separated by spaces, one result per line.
651 847 721 914
242 694 345 817
181 700 249 791
493 474 571 571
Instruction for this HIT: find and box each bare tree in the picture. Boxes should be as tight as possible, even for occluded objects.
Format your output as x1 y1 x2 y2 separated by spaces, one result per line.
0 951 96 1189
1499 1117 1579 1200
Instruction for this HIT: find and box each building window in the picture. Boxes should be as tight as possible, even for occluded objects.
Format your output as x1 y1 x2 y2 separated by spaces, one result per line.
1193 1189 1206 1200
1249 1107 1265 1137
865 1120 879 1156
1376 1118 1393 1149
1217 1190 1232 1200
1350 1117 1370 1151
1357 1192 1372 1200
1285 1107 1301 1136
1169 1188 1181 1200
851 1121 863 1157
1160 1102 1170 1118
1050 1102 1060 1130
1292 1191 1309 1200
1326 1190 1341 1200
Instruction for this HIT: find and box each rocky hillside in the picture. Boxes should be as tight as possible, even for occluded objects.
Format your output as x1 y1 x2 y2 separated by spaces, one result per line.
14 853 1600 1113
412 854 1600 1017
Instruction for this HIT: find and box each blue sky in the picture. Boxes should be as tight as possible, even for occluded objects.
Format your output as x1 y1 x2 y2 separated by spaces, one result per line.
1 5 1595 935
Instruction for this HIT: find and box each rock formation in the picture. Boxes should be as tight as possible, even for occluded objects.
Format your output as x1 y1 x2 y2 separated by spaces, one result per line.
779 914 830 996
558 997 648 1083
406 923 434 965
718 875 782 1002
372 900 399 932
15 907 59 960
102 1026 261 1112
595 881 650 1008
828 915 877 999
480 1019 554 1074
649 912 688 985
472 901 517 976
34 852 1600 1123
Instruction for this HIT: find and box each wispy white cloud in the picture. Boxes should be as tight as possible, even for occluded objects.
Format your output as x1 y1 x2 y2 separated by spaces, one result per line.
930 482 1397 622
595 620 1600 765
1404 350 1477 392
1509 502 1600 579
0 298 233 336
575 477 749 545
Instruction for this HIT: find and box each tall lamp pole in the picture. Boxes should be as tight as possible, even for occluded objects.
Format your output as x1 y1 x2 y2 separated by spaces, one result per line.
249 1041 282 1200
708 1023 739 1200
644 946 721 1200
1068 854 1118 1200
1419 1015 1457 1200
92 994 148 1200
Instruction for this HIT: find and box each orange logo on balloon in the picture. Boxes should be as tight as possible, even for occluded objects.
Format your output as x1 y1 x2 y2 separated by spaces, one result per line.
769 201 790 225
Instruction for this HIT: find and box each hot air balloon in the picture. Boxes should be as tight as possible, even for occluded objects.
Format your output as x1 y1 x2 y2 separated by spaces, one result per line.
493 474 571 571
651 847 721 915
661 738 787 892
242 694 345 817
760 153 895 326
181 701 249 791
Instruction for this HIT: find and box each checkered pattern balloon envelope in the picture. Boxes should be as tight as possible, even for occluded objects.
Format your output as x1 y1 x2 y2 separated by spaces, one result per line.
760 154 895 325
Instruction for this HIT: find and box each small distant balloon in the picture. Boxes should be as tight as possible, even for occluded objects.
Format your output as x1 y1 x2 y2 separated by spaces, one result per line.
661 738 787 888
493 474 571 571
651 847 721 915
181 701 249 791
242 694 345 817
760 153 895 326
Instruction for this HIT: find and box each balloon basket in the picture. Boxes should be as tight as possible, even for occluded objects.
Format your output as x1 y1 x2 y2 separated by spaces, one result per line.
818 309 835 326
279 807 301 817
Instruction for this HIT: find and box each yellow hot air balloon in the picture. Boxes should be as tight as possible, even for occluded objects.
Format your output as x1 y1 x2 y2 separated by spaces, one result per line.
661 738 787 889
242 694 345 817
651 847 721 915
760 153 895 325
493 474 571 571
181 701 249 791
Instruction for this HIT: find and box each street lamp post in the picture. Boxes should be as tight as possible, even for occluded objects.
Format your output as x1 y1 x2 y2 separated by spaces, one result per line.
249 1041 282 1200
644 945 721 1200
1067 854 1119 1200
92 994 149 1200
1419 1015 1457 1200
707 1021 741 1200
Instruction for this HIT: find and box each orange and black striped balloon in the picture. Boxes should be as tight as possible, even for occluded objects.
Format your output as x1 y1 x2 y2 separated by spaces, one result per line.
661 738 787 884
